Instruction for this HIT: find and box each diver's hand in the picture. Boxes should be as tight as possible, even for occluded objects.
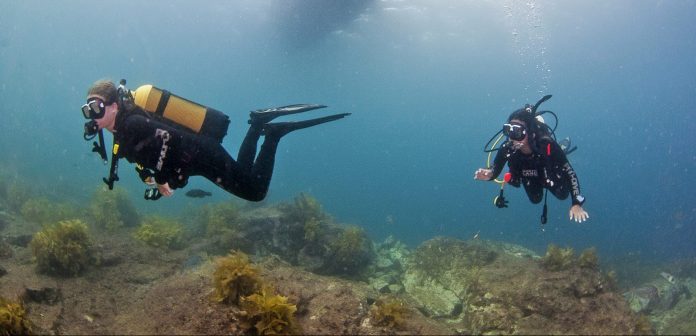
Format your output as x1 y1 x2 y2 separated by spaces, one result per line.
157 183 174 197
474 168 493 180
569 205 589 223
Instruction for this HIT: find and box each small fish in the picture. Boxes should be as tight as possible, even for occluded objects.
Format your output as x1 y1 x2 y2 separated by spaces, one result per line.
185 189 212 198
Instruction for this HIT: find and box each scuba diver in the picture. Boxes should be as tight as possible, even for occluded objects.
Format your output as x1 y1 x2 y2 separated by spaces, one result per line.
474 95 589 224
81 79 350 201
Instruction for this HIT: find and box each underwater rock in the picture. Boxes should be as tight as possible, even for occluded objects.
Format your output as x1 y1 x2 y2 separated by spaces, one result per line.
624 285 659 313
402 274 461 317
369 275 392 294
297 245 325 272
499 241 540 259
626 274 692 314
96 250 122 267
656 279 690 311
375 256 394 269
368 269 404 294
0 239 12 258
387 284 403 294
0 265 6 277
400 236 642 334
182 254 204 270
0 210 14 228
7 234 32 247
23 286 62 305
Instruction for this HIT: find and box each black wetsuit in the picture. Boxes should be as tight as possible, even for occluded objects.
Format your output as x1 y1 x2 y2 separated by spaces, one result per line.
489 138 585 206
113 106 279 201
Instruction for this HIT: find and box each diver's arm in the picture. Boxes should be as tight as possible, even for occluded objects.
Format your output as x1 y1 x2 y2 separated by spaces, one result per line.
135 164 156 186
488 142 510 179
549 142 584 206
549 141 588 222
120 115 177 197
474 144 509 181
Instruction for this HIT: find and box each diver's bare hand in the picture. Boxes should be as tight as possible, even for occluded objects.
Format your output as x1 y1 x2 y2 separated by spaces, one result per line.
474 168 493 180
569 205 589 223
157 183 174 197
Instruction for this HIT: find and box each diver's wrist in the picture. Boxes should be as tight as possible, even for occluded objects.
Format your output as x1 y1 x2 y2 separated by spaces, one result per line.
573 195 585 206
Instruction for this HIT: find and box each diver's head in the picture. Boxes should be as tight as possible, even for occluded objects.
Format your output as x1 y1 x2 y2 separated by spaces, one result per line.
83 79 119 131
504 118 532 154
507 105 536 126
87 79 118 104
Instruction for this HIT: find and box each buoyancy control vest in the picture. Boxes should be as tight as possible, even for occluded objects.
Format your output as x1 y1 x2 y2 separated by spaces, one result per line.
131 85 230 143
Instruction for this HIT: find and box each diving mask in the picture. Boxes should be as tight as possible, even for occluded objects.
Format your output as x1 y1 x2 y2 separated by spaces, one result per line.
503 122 526 141
81 98 106 119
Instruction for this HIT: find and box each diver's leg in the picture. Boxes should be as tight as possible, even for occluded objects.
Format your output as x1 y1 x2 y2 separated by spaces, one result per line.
523 179 544 204
236 123 264 171
548 179 570 200
192 140 272 202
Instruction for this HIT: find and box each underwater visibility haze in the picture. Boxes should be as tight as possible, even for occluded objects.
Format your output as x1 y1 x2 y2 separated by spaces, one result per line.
1 0 695 261
1 0 696 333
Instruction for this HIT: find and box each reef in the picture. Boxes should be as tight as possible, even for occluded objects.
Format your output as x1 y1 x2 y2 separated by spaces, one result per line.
0 178 32 213
20 197 79 227
133 215 185 249
197 200 241 237
323 225 374 276
368 295 410 330
87 187 140 231
402 237 645 334
0 191 687 335
0 295 32 335
621 265 696 334
240 287 300 335
578 247 599 269
212 250 263 305
29 219 94 276
279 192 328 227
540 243 575 271
194 194 375 278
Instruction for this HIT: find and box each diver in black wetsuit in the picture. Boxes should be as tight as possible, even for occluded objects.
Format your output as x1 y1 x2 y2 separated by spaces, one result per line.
81 79 350 201
474 100 589 223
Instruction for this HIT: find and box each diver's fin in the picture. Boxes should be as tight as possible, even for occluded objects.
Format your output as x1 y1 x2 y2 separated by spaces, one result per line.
249 104 328 124
263 113 351 138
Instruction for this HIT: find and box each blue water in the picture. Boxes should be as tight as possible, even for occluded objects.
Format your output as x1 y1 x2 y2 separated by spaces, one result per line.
1 0 694 263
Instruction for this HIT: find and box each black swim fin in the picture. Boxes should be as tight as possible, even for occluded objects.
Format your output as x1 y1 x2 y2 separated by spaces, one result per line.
263 113 351 138
249 104 328 125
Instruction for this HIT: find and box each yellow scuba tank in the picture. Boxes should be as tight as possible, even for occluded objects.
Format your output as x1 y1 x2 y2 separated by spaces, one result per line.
131 85 230 143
